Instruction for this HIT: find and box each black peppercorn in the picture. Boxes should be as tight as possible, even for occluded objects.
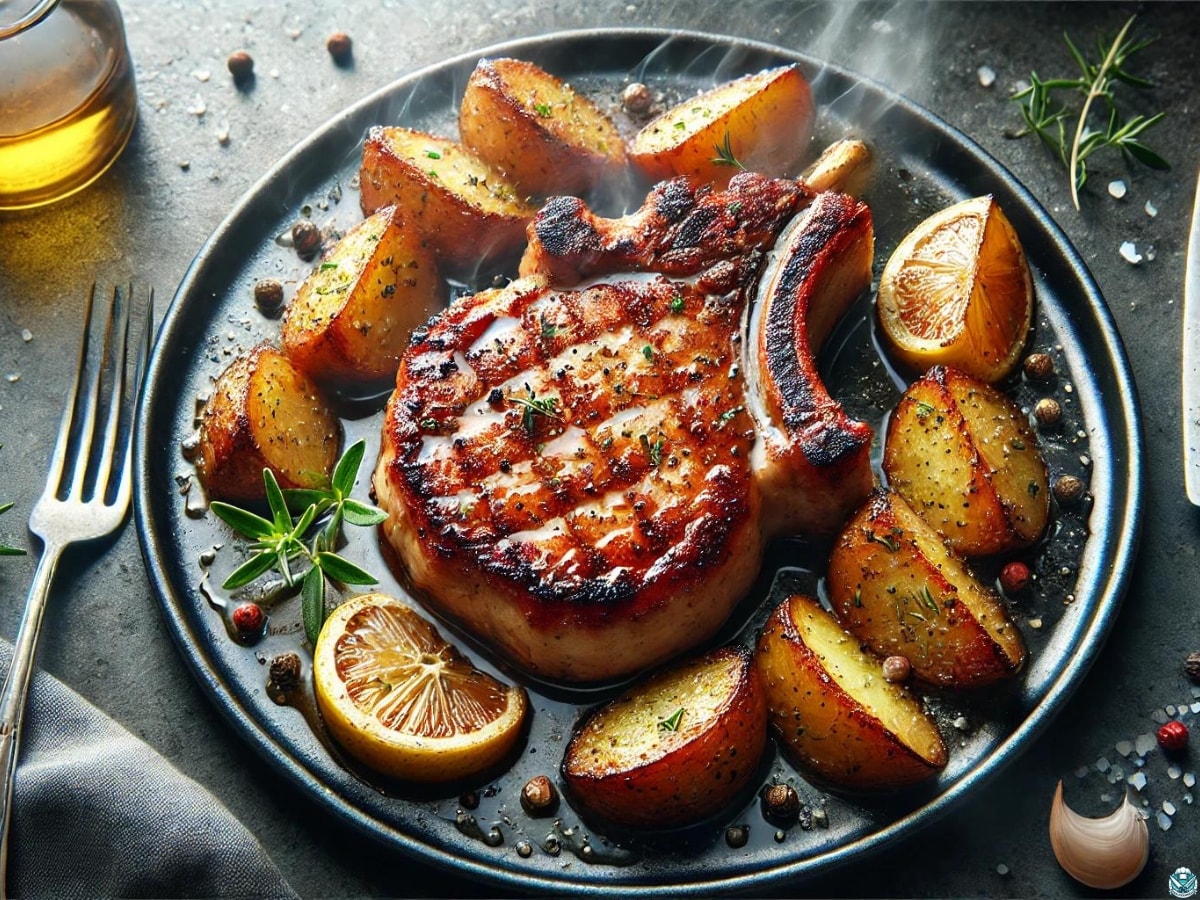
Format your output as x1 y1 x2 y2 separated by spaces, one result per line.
292 220 322 260
268 652 302 690
1034 397 1062 427
1184 652 1200 684
227 50 254 84
1053 474 1085 505
326 31 353 64
622 82 653 115
520 775 559 816
253 278 285 316
761 783 800 827
1023 352 1054 381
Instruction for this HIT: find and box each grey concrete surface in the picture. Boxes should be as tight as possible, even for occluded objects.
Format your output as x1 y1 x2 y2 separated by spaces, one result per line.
1 1 1199 896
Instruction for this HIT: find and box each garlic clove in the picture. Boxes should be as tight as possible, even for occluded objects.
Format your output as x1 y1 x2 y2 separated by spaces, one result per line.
1049 780 1150 890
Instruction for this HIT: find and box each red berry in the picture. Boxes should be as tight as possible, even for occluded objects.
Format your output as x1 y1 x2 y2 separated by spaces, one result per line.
231 602 265 637
1157 721 1189 753
999 561 1032 594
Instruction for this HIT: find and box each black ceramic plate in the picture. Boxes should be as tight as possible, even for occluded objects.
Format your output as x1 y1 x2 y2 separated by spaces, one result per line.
134 29 1142 895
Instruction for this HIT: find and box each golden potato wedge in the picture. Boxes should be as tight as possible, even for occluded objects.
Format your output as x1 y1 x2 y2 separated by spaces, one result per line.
196 344 341 504
281 206 442 386
826 488 1027 688
459 57 626 197
884 366 1050 556
561 645 767 829
801 138 873 197
755 594 947 791
358 126 535 274
628 65 814 188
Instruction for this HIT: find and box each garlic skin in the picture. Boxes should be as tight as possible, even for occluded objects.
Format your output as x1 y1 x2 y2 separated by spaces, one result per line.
1049 780 1150 890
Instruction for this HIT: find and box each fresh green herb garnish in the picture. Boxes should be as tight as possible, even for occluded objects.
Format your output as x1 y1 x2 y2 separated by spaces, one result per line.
640 433 665 467
425 150 441 160
669 294 685 313
867 529 900 552
319 262 339 271
711 131 746 170
657 707 686 732
715 406 745 429
209 439 386 645
0 501 24 556
642 344 654 361
540 313 563 339
534 102 553 117
915 401 936 420
1011 14 1168 208
508 384 561 436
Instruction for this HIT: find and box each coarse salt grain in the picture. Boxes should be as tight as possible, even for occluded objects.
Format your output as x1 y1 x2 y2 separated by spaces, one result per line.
1152 709 1169 725
1186 773 1197 788
1136 733 1157 756
996 864 1010 876
1116 739 1134 757
20 329 32 342
978 65 996 87
1169 764 1183 780
1108 179 1127 199
1145 200 1158 217
1164 800 1178 816
1075 765 1091 778
1157 811 1173 831
1120 241 1143 265
1128 771 1148 790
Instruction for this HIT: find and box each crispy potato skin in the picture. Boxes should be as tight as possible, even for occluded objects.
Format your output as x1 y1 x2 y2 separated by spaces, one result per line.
561 645 767 829
359 126 534 274
826 488 1027 688
628 65 814 188
883 365 1050 556
281 207 443 387
459 58 626 197
755 594 947 791
196 344 341 504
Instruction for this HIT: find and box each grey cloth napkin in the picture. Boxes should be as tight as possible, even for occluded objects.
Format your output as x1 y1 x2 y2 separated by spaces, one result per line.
1 643 297 899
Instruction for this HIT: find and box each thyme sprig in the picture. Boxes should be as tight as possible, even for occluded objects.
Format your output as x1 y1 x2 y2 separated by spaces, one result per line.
711 131 746 170
1011 14 1168 209
210 439 387 645
508 384 561 436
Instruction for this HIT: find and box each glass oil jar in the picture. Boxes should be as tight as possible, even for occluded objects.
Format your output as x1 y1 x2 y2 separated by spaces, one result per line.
0 0 137 211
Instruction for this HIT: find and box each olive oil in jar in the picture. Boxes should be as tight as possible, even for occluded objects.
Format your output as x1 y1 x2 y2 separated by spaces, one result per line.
0 0 137 211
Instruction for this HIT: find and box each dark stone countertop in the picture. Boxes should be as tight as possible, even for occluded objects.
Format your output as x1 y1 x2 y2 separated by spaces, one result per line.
1 1 1198 896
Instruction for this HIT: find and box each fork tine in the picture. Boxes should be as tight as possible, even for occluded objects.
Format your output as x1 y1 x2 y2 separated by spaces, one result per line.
92 284 134 506
65 285 112 501
42 284 98 500
110 287 153 513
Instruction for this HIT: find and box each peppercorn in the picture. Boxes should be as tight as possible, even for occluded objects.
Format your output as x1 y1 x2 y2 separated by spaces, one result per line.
268 652 302 690
882 655 911 683
231 602 265 639
725 824 749 848
291 220 322 259
1185 652 1200 684
1023 352 1054 381
622 82 653 115
520 775 559 816
1034 397 1062 428
1053 474 1086 505
326 31 353 65
999 561 1032 594
1157 720 1189 753
253 278 285 317
227 50 254 84
761 783 800 826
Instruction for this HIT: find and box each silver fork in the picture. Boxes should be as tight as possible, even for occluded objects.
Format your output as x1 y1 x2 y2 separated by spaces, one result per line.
0 284 152 896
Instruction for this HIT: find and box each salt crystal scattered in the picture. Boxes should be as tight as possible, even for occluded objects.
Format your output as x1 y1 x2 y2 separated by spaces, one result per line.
996 863 1010 876
1079 454 1090 467
5 373 19 383
20 329 32 342
215 122 230 146
1186 773 1197 788
269 69 280 79
871 20 895 34
187 97 207 117
1186 793 1195 805
1145 200 1158 217
1152 709 1169 725
953 716 970 731
1108 180 1127 199
1193 686 1200 699
1157 811 1173 831
1166 705 1177 716
1169 764 1183 780
1191 701 1199 713
1146 246 1157 262
1108 770 1122 784
1029 617 1043 629
1136 733 1157 756
1164 800 1178 816
1128 770 1148 791
192 69 211 82
1120 241 1143 265
1116 740 1134 757
1135 757 1146 768
1075 765 1091 779
978 65 996 88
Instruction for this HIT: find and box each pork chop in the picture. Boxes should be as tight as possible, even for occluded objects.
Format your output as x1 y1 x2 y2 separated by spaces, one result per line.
373 173 874 682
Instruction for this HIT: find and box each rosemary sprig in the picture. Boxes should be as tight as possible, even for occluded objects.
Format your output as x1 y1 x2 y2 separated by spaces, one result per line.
209 439 387 645
508 384 560 436
711 131 746 170
1011 14 1168 209
657 707 686 732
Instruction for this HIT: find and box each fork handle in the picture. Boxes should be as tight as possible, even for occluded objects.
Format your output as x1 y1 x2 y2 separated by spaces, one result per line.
0 539 63 899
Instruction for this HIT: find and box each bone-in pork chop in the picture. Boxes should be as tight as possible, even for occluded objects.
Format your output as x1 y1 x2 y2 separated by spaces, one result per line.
374 173 874 682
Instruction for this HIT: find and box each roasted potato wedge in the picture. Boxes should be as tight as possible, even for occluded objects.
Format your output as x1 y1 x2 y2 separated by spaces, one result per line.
755 594 947 791
884 365 1050 557
561 645 767 829
801 138 873 197
196 344 341 504
281 206 442 386
826 488 1027 688
359 126 534 273
628 64 814 188
459 57 626 197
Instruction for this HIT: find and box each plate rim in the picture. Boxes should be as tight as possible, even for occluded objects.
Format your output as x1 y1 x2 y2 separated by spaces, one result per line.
133 25 1144 895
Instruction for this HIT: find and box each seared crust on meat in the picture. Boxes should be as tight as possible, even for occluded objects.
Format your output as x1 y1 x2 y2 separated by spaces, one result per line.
375 176 874 683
